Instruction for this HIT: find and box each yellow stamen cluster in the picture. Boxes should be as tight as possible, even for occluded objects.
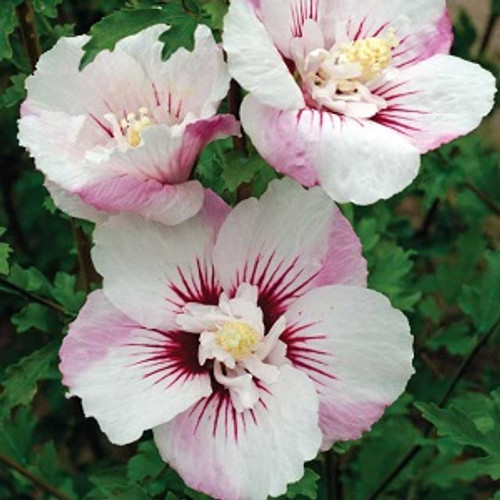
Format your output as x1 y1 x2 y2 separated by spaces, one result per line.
216 322 260 360
120 107 152 147
343 30 399 82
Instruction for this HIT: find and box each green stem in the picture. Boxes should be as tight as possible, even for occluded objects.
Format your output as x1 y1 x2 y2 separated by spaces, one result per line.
0 452 73 500
367 319 500 500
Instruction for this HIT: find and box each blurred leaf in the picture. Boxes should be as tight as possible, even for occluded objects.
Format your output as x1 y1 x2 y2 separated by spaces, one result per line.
0 0 23 62
0 342 58 417
424 456 500 487
0 228 12 275
87 466 151 500
432 227 486 304
459 251 500 333
0 408 36 463
452 9 478 59
346 417 426 499
427 323 476 356
32 0 62 17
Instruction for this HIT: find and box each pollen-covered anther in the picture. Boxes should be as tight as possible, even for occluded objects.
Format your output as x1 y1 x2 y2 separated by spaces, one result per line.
342 30 399 82
120 107 153 147
216 322 260 360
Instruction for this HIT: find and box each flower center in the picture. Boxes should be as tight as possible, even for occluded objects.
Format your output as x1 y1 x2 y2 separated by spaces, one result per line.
341 31 398 83
120 107 153 147
216 322 260 360
299 28 399 118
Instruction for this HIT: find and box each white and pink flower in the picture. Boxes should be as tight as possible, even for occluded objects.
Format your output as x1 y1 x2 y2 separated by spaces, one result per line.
224 0 496 204
18 24 239 225
60 179 413 499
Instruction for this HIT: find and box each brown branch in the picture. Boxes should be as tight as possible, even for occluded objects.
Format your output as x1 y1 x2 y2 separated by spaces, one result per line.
0 452 73 500
15 1 41 71
70 221 100 293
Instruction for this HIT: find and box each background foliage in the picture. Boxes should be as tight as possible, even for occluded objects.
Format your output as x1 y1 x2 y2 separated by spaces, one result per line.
0 1 499 499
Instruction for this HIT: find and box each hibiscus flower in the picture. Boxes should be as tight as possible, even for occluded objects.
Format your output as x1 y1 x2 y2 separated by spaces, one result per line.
223 0 496 204
18 24 239 225
60 179 413 499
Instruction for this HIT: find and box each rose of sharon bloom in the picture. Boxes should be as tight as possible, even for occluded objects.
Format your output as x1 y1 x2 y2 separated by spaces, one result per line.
224 0 496 205
18 25 239 225
60 179 413 499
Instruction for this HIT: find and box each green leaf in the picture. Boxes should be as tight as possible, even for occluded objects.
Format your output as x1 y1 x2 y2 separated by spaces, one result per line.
416 391 500 456
221 152 268 192
0 228 12 275
81 5 197 68
51 272 86 312
0 73 27 108
11 302 58 333
0 342 58 417
127 441 165 483
201 0 228 29
8 264 52 296
367 241 420 312
459 251 500 333
159 12 197 60
282 468 320 499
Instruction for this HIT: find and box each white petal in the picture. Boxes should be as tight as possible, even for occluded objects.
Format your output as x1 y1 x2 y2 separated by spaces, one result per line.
212 178 367 329
283 285 414 446
18 111 112 190
241 96 420 204
153 365 321 500
259 0 328 57
224 0 304 110
60 291 211 445
92 209 223 330
158 25 231 120
44 181 107 223
374 54 497 153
